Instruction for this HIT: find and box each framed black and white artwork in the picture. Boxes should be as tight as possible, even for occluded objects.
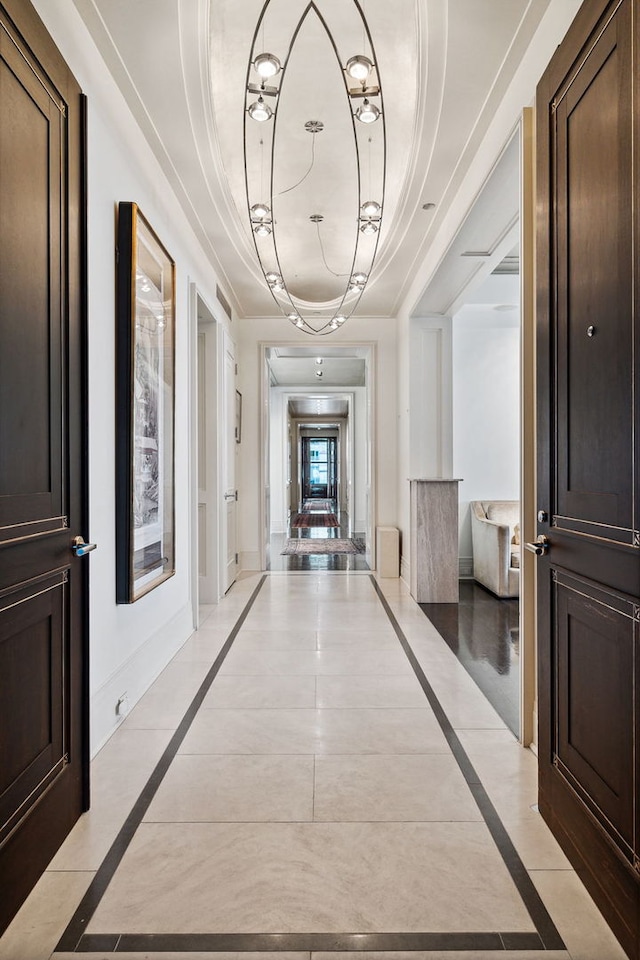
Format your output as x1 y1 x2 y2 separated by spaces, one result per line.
116 202 175 603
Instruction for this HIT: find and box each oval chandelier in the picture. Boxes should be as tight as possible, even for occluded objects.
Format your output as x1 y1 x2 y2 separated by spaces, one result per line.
243 0 386 336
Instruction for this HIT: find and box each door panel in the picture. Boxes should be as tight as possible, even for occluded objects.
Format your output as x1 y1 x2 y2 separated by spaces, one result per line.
537 0 640 954
0 0 87 935
0 21 63 526
555 13 633 537
555 574 634 852
0 579 67 843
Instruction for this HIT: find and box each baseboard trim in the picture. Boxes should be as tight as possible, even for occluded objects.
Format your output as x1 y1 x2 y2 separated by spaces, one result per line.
240 550 261 572
459 556 473 578
400 555 410 590
90 603 194 757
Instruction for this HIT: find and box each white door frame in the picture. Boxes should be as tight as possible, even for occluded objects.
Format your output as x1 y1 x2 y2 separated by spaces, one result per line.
221 326 239 593
259 342 376 570
189 282 235 612
287 400 353 519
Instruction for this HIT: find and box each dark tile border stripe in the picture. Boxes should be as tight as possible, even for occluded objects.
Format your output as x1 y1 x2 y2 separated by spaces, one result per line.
369 575 566 953
55 572 564 955
56 576 268 953
74 931 544 952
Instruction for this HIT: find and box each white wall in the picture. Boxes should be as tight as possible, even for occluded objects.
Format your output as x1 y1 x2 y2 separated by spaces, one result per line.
269 388 287 533
31 0 232 755
236 318 397 570
453 306 520 570
353 387 368 533
394 3 582 587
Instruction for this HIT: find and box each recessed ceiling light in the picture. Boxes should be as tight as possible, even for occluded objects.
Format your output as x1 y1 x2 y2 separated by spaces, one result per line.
422 202 436 211
352 272 367 284
360 221 378 235
316 369 323 377
316 357 323 365
254 223 272 237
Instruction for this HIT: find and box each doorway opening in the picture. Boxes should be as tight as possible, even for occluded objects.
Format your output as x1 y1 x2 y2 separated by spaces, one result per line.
261 344 375 572
408 118 534 743
302 435 337 501
190 285 238 619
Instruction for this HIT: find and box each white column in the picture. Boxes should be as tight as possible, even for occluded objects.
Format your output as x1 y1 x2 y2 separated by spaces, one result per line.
409 315 453 479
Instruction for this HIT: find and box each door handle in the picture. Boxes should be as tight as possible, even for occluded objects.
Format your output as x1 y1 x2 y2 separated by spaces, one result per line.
525 535 550 556
72 536 97 557
224 492 236 501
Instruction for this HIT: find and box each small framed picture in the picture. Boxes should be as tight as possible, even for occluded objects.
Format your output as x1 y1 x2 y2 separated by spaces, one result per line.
116 202 176 603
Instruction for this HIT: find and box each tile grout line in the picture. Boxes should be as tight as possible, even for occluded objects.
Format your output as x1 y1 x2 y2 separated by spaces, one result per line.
369 575 566 953
55 572 564 956
54 575 268 953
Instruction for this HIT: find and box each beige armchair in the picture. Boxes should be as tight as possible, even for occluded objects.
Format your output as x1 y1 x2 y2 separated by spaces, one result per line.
470 500 520 598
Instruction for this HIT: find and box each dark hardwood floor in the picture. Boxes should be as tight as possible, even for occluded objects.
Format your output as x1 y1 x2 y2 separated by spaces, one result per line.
419 581 520 737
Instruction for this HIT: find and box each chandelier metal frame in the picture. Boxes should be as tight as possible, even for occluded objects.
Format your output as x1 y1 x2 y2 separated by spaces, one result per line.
243 0 386 336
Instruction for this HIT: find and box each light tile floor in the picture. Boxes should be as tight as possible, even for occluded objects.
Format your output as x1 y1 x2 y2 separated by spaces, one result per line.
0 572 628 960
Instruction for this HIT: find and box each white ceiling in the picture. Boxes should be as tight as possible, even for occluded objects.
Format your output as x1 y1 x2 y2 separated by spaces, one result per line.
288 396 350 418
268 346 366 387
70 0 579 325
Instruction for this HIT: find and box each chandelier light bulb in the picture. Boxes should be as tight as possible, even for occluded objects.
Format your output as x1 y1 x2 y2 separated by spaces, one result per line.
345 55 374 82
248 96 272 122
254 53 281 79
254 223 272 237
250 202 270 220
355 98 380 124
361 200 381 218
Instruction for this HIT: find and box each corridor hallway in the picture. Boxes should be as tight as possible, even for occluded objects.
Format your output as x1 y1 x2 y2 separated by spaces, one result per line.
269 499 369 572
0 574 626 960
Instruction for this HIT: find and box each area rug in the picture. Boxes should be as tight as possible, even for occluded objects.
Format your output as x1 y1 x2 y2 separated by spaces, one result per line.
281 538 366 555
292 512 339 528
302 499 333 513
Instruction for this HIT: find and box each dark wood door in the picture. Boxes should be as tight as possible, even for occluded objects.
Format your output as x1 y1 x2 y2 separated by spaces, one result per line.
0 0 88 935
537 0 640 955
